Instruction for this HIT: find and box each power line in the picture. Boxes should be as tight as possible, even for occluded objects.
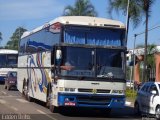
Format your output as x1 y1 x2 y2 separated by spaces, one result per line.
135 25 160 36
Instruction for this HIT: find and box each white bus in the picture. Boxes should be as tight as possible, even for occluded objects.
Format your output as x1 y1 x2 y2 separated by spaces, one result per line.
18 16 126 113
0 49 18 82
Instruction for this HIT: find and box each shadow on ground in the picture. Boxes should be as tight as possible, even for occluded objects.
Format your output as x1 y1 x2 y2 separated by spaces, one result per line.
58 106 141 119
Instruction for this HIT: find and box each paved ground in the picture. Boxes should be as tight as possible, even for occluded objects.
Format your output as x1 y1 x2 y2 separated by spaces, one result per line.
0 84 146 120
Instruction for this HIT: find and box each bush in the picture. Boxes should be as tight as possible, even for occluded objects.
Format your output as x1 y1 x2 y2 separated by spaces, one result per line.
125 88 137 98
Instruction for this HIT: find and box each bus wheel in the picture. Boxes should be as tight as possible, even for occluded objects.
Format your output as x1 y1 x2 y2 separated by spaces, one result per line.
50 105 58 113
22 79 27 96
26 91 33 102
47 84 58 113
46 84 51 108
7 86 10 91
25 79 33 102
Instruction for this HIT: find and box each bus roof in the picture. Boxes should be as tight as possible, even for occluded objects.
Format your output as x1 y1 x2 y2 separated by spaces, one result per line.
21 16 125 38
0 49 18 54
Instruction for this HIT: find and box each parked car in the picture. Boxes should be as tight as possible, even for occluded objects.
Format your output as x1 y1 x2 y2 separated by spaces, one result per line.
134 82 160 119
4 71 17 90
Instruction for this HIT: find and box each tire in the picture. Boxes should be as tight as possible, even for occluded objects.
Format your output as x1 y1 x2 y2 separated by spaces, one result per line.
134 102 141 116
46 83 58 113
22 79 27 96
25 79 33 102
26 91 33 102
155 106 160 120
7 86 10 91
46 84 51 108
50 105 59 113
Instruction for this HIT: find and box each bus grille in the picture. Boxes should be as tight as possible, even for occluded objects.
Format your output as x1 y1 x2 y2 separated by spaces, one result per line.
78 88 110 94
77 96 111 105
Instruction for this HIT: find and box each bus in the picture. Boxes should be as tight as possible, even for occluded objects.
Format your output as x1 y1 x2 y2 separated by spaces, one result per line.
18 16 126 113
0 49 18 82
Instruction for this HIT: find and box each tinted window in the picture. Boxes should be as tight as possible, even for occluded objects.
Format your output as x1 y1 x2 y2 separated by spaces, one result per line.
141 84 150 92
0 54 17 67
9 72 17 77
0 55 6 67
19 29 60 55
64 26 125 46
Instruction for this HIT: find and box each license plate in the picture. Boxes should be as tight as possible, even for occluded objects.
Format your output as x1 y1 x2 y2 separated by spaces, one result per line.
65 102 76 106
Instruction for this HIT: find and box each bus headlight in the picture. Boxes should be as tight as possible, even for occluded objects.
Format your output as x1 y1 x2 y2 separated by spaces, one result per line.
59 87 76 92
59 87 64 91
65 88 76 92
112 90 124 94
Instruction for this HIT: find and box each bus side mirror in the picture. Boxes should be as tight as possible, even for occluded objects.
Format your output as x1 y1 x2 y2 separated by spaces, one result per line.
56 49 62 65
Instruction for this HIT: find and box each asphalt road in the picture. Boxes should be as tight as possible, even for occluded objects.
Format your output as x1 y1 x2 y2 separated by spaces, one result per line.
0 84 143 120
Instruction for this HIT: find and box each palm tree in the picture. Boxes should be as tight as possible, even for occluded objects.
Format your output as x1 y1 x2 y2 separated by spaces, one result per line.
140 0 155 82
108 0 144 29
63 0 97 16
108 0 155 82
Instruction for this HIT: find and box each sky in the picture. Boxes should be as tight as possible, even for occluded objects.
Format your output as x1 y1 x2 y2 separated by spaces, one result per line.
0 0 160 49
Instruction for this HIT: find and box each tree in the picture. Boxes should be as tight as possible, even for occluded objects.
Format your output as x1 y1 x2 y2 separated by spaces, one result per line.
140 0 155 82
108 0 155 82
6 27 27 50
136 44 145 49
147 44 156 68
63 0 97 16
108 0 144 29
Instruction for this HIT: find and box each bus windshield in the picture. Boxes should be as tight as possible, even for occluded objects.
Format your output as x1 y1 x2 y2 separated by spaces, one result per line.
0 54 17 67
60 46 125 79
96 49 125 79
60 46 94 77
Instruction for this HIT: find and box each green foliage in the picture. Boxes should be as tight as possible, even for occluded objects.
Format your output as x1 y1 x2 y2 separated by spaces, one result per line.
63 0 97 16
147 44 156 68
5 27 27 50
136 44 156 68
125 88 137 98
136 44 145 49
108 0 144 28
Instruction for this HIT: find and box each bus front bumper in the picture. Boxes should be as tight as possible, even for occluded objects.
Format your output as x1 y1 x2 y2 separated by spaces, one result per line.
57 93 125 108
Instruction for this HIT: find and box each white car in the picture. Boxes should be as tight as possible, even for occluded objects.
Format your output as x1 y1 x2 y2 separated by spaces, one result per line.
134 82 160 119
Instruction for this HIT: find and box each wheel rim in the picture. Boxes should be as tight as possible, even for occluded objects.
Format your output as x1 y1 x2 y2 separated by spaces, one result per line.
156 107 160 119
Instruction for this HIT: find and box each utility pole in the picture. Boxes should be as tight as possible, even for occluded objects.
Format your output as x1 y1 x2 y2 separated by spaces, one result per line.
0 32 2 47
125 0 130 44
